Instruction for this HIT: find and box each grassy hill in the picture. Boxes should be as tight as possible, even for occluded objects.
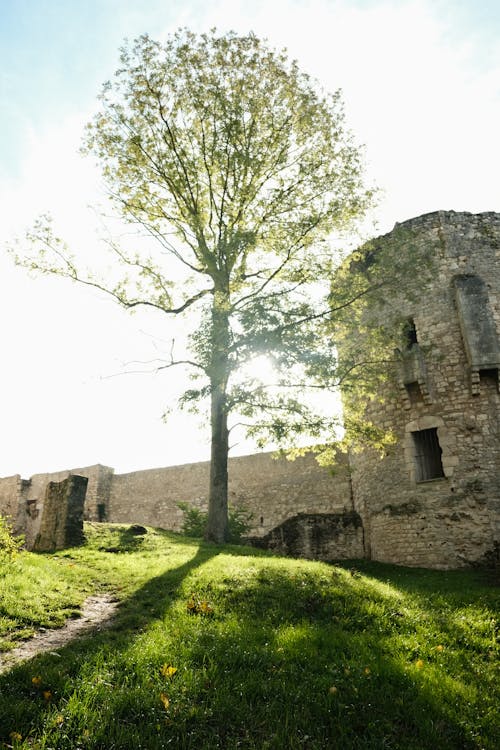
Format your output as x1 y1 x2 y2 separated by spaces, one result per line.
0 523 498 749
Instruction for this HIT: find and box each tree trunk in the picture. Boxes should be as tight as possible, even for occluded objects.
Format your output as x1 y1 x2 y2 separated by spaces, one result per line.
205 382 229 542
205 285 231 543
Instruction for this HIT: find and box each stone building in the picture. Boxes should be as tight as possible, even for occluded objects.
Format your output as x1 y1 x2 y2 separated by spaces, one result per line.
346 210 500 568
1 210 499 568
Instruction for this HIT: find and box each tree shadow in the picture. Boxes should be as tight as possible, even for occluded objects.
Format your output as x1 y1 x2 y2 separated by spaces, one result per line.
0 547 495 749
106 525 148 553
0 541 220 722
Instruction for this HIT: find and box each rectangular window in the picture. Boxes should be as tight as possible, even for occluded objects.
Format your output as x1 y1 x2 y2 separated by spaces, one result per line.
479 368 499 387
412 428 444 482
404 318 418 349
405 381 423 405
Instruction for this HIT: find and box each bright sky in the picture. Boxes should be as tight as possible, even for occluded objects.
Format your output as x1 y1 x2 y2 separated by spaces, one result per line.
1 0 499 477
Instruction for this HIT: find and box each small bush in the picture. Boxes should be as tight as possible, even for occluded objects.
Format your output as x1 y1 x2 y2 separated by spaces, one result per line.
177 503 253 542
227 505 254 542
0 515 24 562
177 504 207 538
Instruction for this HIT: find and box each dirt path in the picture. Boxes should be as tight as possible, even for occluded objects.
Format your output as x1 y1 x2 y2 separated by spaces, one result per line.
0 594 119 674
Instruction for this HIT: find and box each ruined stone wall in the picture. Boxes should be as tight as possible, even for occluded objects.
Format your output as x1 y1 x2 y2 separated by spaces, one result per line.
252 511 364 561
348 211 500 568
20 468 81 548
0 464 114 547
0 475 21 525
93 464 115 521
32 475 87 552
228 451 351 536
110 451 352 537
1 453 351 547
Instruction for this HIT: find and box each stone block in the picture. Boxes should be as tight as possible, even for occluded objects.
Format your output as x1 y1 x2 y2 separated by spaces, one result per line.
32 475 87 552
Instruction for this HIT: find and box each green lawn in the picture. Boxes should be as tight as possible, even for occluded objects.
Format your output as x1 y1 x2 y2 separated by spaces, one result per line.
0 523 498 749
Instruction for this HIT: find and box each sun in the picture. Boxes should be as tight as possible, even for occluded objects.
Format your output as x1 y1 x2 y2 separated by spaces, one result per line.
239 355 278 387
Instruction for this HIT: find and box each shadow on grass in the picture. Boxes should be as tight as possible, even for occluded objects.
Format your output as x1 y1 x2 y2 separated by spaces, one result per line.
335 558 499 595
0 540 220 725
0 543 497 749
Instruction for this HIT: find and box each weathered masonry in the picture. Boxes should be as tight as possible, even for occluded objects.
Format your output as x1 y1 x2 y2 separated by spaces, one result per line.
347 210 500 569
1 453 354 556
1 211 499 568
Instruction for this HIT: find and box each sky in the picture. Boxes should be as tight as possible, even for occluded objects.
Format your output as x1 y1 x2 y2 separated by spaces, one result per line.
0 0 499 477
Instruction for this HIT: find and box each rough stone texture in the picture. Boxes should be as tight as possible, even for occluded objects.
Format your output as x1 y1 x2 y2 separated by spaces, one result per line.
9 464 112 548
453 274 500 372
0 453 353 557
348 211 500 569
0 475 22 526
108 450 352 538
32 475 87 552
250 511 364 561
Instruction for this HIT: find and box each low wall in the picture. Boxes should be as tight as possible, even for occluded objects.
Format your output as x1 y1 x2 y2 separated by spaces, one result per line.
252 511 364 560
7 464 114 546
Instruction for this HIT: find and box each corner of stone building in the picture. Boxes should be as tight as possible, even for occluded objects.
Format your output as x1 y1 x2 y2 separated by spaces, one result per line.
342 210 500 569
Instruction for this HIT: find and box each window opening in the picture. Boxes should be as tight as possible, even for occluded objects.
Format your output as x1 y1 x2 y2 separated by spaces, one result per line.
405 381 423 405
404 318 418 349
479 368 498 386
412 428 444 482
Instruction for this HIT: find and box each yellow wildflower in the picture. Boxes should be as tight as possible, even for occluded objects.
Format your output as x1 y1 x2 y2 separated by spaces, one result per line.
55 714 64 726
43 690 52 701
161 664 178 679
416 659 424 669
31 675 42 687
436 644 444 652
10 732 22 742
364 667 371 675
186 594 214 615
160 692 170 710
329 686 338 695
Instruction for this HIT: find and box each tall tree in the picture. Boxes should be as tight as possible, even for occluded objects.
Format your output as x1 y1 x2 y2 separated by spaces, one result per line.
13 30 374 542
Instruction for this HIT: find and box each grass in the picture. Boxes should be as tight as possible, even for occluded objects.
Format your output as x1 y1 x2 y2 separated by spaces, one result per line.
0 523 498 749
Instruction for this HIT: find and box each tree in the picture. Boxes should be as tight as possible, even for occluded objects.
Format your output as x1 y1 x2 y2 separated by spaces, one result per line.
12 29 374 542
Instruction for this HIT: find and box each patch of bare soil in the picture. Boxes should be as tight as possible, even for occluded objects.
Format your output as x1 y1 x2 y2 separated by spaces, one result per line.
0 594 119 674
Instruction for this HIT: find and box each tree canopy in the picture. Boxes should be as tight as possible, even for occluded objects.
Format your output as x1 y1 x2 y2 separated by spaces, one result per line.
13 29 375 541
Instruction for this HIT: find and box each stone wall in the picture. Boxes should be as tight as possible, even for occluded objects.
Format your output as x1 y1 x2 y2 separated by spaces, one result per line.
0 476 22 528
0 452 354 554
348 211 500 568
32 475 87 552
10 464 113 548
252 511 364 561
109 451 352 538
